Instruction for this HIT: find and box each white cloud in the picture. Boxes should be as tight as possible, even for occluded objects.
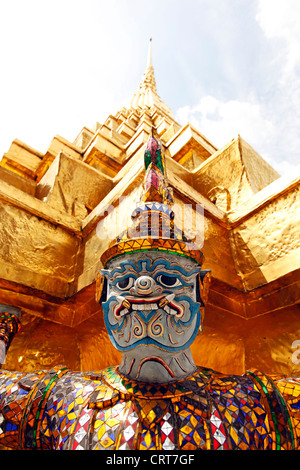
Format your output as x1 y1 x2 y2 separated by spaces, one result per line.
256 0 300 78
254 0 300 175
270 159 300 179
175 1 300 179
0 0 137 155
176 95 275 158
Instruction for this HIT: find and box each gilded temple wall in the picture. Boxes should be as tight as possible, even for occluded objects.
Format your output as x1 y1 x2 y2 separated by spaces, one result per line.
229 183 300 291
0 158 299 377
0 199 79 297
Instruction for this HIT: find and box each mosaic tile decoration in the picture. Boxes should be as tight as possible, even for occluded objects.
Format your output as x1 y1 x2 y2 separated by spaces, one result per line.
1 363 300 450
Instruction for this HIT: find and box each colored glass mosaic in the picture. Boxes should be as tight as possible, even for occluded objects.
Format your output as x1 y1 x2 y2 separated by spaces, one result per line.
1 363 300 450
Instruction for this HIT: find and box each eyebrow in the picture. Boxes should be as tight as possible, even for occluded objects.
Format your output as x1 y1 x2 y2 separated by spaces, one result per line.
103 258 201 279
101 262 137 279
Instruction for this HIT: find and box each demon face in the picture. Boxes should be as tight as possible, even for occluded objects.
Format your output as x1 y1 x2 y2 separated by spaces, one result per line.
99 252 208 354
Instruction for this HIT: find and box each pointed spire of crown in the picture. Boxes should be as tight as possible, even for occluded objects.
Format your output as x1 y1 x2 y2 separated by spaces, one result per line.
140 129 173 206
100 132 203 267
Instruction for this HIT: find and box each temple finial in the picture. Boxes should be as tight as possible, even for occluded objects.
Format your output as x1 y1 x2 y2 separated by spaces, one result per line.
138 38 157 93
146 38 153 69
129 39 174 118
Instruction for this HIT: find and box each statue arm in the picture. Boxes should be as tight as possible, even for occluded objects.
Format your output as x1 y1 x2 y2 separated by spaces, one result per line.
0 306 21 365
0 308 55 450
0 305 24 449
272 375 300 448
0 341 6 365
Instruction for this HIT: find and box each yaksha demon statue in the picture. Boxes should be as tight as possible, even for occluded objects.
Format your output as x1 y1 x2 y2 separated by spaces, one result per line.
0 134 300 450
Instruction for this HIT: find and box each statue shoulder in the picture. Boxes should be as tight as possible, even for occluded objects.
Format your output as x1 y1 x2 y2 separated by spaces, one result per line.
0 368 46 401
81 367 121 410
0 365 120 408
195 366 247 392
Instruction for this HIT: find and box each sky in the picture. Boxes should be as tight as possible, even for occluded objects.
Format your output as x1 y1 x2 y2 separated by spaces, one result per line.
0 0 299 177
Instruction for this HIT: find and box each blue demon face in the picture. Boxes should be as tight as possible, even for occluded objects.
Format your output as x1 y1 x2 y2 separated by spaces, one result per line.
100 252 205 353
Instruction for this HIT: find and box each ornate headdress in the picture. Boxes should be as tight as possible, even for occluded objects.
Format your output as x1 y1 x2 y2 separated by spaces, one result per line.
100 131 204 267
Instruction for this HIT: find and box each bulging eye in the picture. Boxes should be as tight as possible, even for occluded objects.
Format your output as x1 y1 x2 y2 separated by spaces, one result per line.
157 274 182 287
116 277 135 291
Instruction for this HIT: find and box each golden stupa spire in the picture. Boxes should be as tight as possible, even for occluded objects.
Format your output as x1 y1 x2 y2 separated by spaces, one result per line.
130 39 173 117
140 38 157 93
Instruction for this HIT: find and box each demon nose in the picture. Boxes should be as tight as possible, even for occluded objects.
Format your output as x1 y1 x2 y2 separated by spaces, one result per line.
134 276 156 296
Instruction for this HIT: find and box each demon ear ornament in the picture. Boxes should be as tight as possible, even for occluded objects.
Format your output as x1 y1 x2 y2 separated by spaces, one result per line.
196 270 211 334
199 270 211 306
95 271 107 303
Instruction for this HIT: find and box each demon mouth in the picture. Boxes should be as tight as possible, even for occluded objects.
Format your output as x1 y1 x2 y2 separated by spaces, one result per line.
114 294 183 319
